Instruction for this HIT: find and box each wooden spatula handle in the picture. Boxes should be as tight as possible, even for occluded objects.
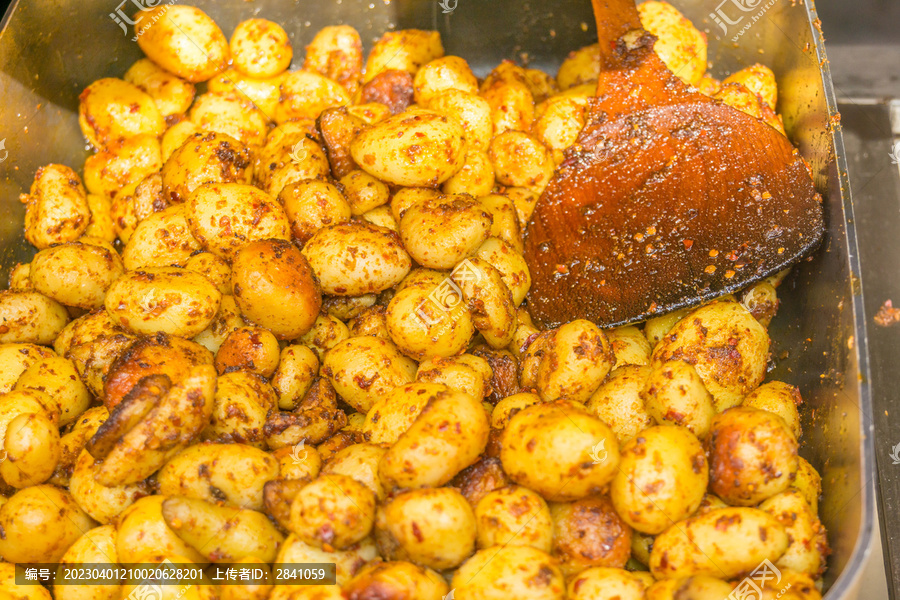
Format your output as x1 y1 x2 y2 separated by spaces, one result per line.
592 0 643 67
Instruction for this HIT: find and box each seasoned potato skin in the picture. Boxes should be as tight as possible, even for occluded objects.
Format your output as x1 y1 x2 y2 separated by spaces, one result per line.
551 495 633 576
20 164 92 249
136 5 230 82
161 131 253 205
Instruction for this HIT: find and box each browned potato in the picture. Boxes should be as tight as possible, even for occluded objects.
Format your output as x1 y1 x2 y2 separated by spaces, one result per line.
230 18 292 79
20 164 92 249
611 425 708 534
161 131 252 204
364 29 444 83
203 370 277 448
475 485 553 552
289 473 376 549
642 360 716 439
30 241 124 310
215 326 281 377
189 92 269 147
124 58 196 119
0 291 69 345
551 495 632 576
136 5 230 83
742 381 803 439
321 336 416 413
586 365 654 443
231 239 322 339
707 406 798 506
304 25 364 95
278 180 352 246
78 78 164 149
83 134 162 201
375 487 476 569
452 545 565 600
500 400 619 502
343 561 448 600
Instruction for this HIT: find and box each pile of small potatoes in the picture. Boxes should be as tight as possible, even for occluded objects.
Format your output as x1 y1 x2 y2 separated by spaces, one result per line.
0 2 827 599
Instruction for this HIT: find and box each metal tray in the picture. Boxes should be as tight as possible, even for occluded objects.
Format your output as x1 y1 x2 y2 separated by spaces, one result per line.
0 0 875 597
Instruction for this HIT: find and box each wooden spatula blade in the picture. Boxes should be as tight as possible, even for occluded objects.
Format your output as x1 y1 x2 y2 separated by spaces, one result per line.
524 98 823 329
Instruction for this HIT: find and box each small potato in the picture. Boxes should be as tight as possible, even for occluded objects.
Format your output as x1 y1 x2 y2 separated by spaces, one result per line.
14 355 89 426
272 345 320 409
360 69 415 116
379 390 489 490
297 314 351 359
500 400 619 502
274 71 350 123
317 106 370 179
644 307 690 348
524 68 559 102
122 205 202 270
275 534 378 585
642 361 715 439
551 495 632 576
351 108 467 187
136 5 230 82
0 343 55 393
442 149 496 197
204 371 277 448
362 382 447 445
533 96 587 163
649 507 788 579
158 442 279 510
480 61 535 134
186 183 289 261
78 78 164 149
273 442 323 481
0 411 60 488
20 164 92 249
417 354 491 400
115 495 206 563
348 102 393 124
184 252 232 295
304 25 364 95
475 237 530 306
376 487 476 569
256 131 331 198
506 186 540 226
30 241 124 310
450 457 511 507
452 257 517 348
161 131 253 204
303 222 411 296
607 326 652 368
8 262 33 292
361 206 398 231
189 92 269 147
452 545 565 600
0 484 96 562
208 69 285 117
714 82 786 134
348 305 389 339
278 180 352 246
385 280 475 360
478 195 524 254
723 63 778 109
742 381 803 439
425 89 494 152
793 457 822 515
321 443 388 501
586 365 654 444
215 326 281 377
651 301 770 411
489 131 555 193
413 56 479 103
105 267 221 337
232 239 322 339
759 490 828 576
567 568 648 600
163 496 283 563
400 194 492 269
322 336 416 413
739 280 780 328
557 43 601 90
0 291 69 345
55 525 122 600
111 172 168 244
290 473 376 549
536 319 615 402
68 449 148 524
364 29 444 82
67 333 137 400
708 406 798 506
490 392 542 430
83 134 162 200
124 58 196 118
344 561 448 600
340 170 390 216
611 425 708 534
475 485 552 552
230 18 292 79
638 1 707 86
0 563 53 600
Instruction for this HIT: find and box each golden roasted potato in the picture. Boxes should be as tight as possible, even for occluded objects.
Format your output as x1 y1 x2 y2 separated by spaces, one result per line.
364 29 444 82
586 365 654 443
343 561 448 600
638 0 707 85
321 335 416 413
551 495 632 576
475 485 553 552
78 78 164 149
230 18 292 79
136 5 230 82
115 495 206 563
122 205 201 270
232 239 322 339
742 381 803 439
375 487 476 569
0 291 69 345
124 58 196 119
161 131 252 204
0 343 55 393
642 360 716 438
611 425 708 534
20 164 92 249
26 240 121 310
189 91 269 147
203 370 277 448
214 326 281 377
500 399 619 502
708 406 798 506
54 525 123 600
68 449 148 524
289 473 376 549
567 568 649 600
83 134 162 201
480 61 535 134
304 25 364 95
452 545 565 600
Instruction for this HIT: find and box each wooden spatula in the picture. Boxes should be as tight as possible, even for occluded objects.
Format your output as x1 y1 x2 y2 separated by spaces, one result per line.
523 0 824 329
